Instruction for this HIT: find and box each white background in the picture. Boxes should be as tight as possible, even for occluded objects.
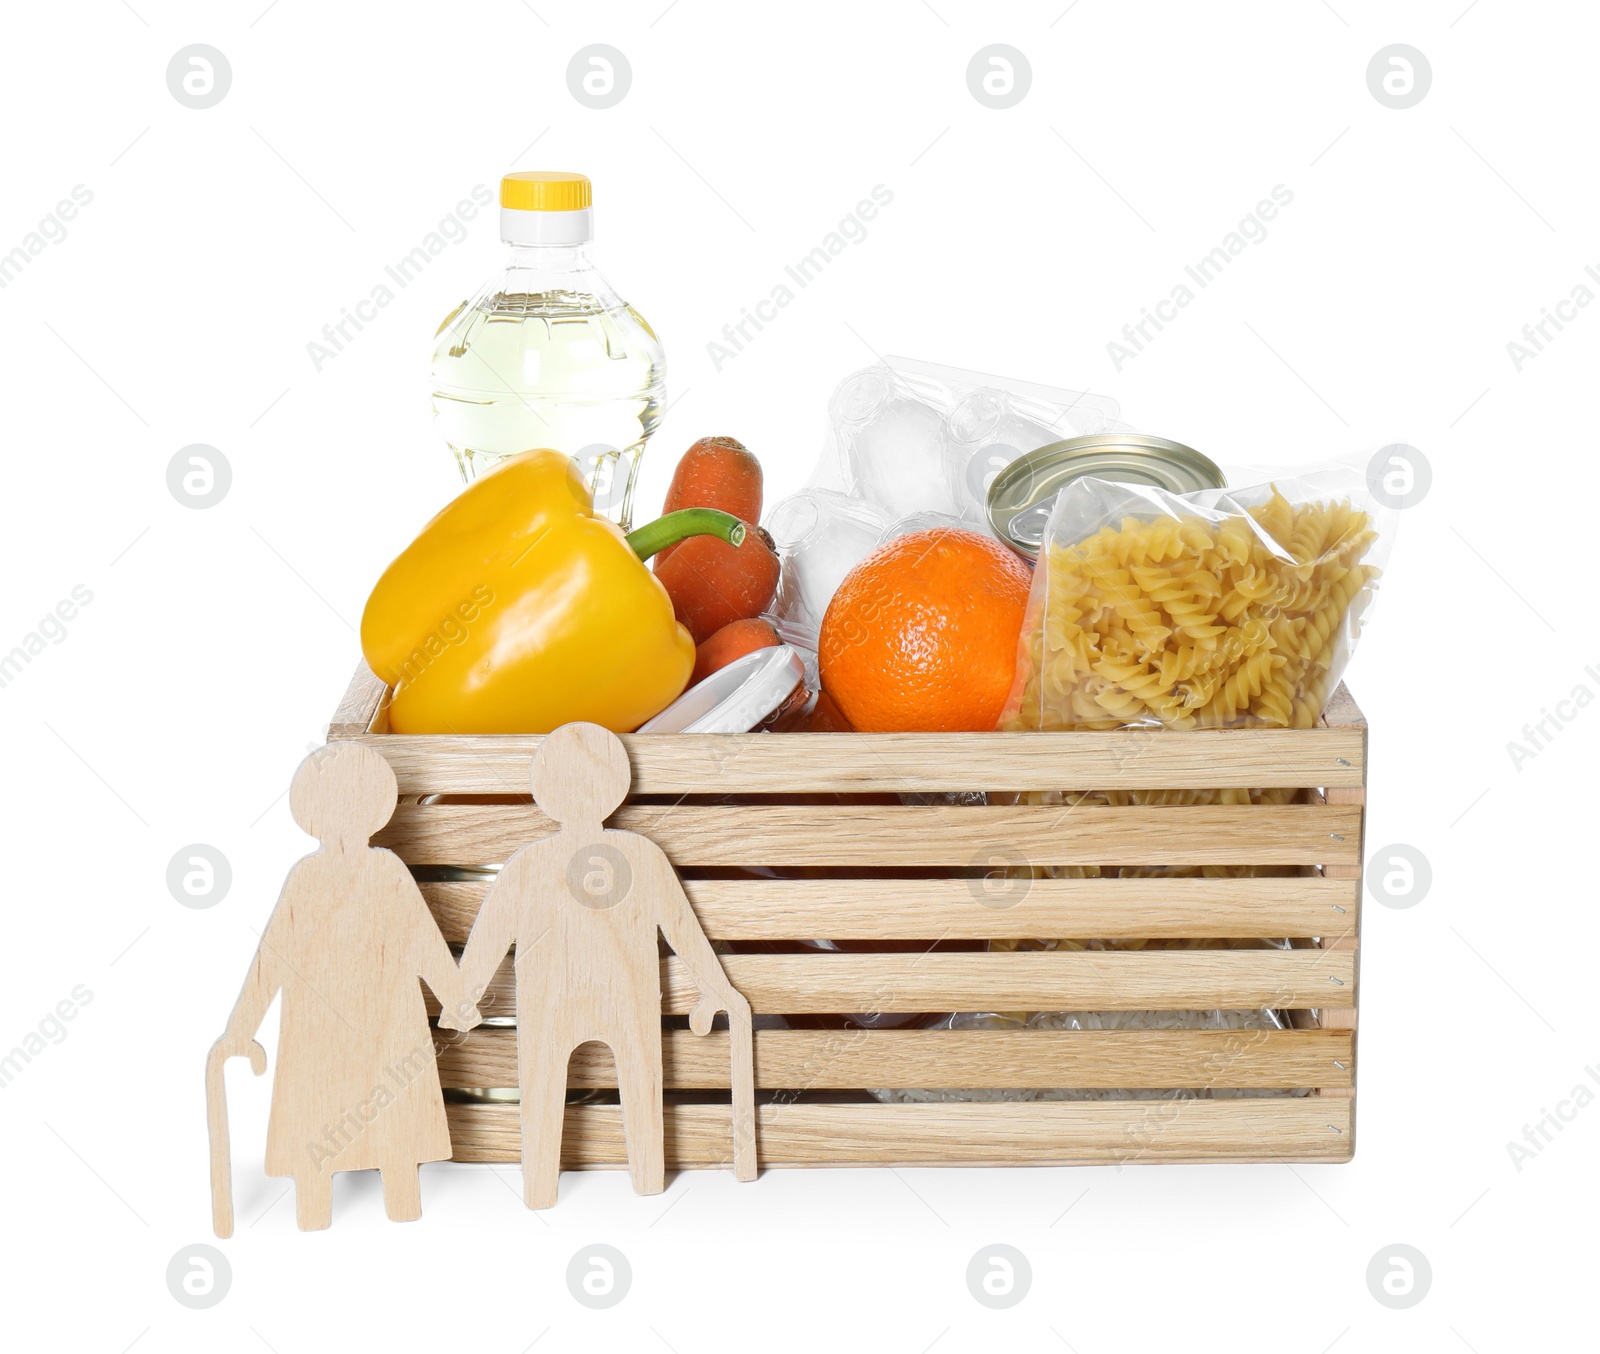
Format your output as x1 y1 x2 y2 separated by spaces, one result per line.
2 1 1595 1350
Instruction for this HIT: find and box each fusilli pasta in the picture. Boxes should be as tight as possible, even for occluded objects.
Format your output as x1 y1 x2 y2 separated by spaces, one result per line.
1005 488 1378 730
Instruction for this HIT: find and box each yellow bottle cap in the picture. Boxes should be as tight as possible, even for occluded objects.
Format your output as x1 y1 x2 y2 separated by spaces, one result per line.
500 172 592 212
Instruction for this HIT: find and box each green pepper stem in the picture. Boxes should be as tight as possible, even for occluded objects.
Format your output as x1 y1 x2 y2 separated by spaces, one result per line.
626 508 747 561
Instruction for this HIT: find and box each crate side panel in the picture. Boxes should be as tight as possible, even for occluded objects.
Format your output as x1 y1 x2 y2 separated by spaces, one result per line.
378 803 1364 867
359 727 1365 795
436 1027 1354 1091
420 876 1362 945
327 663 388 740
446 1099 1354 1166
427 949 1357 1018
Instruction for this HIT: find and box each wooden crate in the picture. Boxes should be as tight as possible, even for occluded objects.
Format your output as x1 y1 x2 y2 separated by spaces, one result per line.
329 666 1364 1168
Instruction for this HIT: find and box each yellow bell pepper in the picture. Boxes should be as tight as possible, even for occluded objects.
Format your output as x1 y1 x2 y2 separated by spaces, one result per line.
361 449 746 734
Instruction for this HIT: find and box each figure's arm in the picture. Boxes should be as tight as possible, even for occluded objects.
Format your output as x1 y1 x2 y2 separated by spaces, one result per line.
458 857 518 1015
654 853 749 1023
396 859 481 1031
219 904 287 1055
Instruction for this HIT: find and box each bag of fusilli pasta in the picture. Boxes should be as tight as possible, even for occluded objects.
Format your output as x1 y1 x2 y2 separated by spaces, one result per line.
1001 464 1392 731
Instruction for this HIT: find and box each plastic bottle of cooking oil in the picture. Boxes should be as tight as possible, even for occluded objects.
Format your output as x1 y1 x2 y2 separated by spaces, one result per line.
430 172 665 528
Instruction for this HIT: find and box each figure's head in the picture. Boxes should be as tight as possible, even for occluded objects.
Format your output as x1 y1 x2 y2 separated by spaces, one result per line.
290 743 398 847
530 722 631 826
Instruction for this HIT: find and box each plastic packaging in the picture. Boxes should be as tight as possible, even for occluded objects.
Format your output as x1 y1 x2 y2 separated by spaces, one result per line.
943 389 1067 526
828 364 956 520
810 357 1121 523
871 1002 1305 1104
636 644 806 733
430 172 665 528
765 489 889 649
766 357 1118 644
877 510 968 545
939 382 1121 528
1003 462 1392 731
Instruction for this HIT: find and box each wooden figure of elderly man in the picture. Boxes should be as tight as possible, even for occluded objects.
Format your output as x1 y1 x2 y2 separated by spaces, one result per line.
458 722 757 1208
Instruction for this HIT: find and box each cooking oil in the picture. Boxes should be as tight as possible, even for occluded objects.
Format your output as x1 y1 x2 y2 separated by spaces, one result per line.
430 172 665 528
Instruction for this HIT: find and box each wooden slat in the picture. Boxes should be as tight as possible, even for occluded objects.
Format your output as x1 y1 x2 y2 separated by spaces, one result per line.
436 1027 1353 1091
445 1098 1354 1165
1305 687 1363 1137
430 948 1357 1018
420 875 1360 944
326 662 388 740
355 725 1365 795
378 803 1364 867
1319 683 1366 730
1319 786 1365 1129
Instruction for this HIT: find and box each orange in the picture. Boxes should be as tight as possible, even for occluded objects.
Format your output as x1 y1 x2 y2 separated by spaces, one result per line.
819 527 1033 732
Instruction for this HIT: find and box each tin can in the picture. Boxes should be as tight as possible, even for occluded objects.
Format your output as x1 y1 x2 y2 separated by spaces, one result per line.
445 1086 522 1104
443 1087 614 1104
985 433 1226 559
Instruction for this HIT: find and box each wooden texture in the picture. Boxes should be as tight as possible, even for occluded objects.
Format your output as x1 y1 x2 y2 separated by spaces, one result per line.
725 1003 758 1180
421 875 1360 945
454 722 757 1207
446 1098 1354 1166
438 1027 1354 1091
350 727 1364 794
210 743 477 1232
379 802 1363 868
1320 685 1367 730
1318 786 1366 1134
433 948 1357 1018
205 1038 266 1238
324 667 1369 1171
1313 693 1365 1142
327 662 388 740
330 674 1366 792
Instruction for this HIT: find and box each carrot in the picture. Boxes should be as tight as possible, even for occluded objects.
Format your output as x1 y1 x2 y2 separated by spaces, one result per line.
657 437 763 566
664 436 763 521
655 525 781 645
691 617 781 686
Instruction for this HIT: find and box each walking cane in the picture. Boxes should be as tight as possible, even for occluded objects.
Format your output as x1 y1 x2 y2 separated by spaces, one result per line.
206 1037 267 1238
726 1001 757 1182
690 998 758 1181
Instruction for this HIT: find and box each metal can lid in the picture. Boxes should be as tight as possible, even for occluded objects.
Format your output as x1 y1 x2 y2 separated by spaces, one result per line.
985 433 1227 559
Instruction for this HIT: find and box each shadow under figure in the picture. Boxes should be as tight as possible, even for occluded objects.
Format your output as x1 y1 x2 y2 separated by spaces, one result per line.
209 742 479 1232
459 722 757 1209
